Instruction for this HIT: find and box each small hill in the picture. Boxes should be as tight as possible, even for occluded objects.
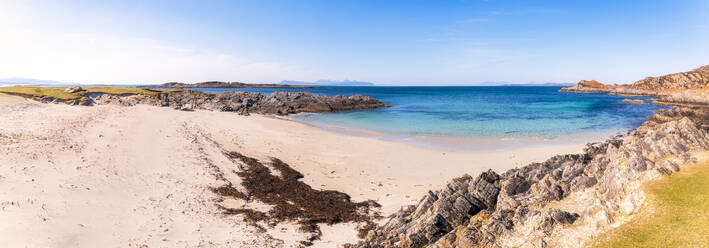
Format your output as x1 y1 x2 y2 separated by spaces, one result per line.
0 77 66 86
576 80 621 89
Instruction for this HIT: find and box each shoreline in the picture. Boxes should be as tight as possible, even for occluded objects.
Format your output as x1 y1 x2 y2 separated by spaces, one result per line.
0 96 589 247
281 114 628 153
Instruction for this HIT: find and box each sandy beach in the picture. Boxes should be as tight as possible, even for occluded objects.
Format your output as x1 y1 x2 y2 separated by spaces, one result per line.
0 94 588 247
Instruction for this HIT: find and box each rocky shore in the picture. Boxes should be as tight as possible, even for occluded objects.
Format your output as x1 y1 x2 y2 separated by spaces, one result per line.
10 87 389 115
350 106 708 248
350 65 709 248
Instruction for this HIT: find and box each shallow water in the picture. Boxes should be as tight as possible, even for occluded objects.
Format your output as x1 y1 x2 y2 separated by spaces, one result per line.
187 86 665 141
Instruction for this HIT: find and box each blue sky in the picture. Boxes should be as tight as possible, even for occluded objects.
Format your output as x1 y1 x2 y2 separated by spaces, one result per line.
0 0 707 85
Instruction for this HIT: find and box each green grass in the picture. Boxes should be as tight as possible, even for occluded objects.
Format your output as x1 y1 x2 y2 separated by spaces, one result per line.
590 157 709 248
0 86 178 100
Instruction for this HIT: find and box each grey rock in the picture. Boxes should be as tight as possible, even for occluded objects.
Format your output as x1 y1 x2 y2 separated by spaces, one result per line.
550 209 579 225
86 90 389 115
64 86 84 93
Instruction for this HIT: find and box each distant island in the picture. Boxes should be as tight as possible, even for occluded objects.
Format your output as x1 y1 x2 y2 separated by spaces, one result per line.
500 82 576 87
139 81 319 89
0 77 67 86
279 79 375 86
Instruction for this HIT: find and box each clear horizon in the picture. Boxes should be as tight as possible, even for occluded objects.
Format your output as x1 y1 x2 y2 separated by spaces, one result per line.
1 0 707 85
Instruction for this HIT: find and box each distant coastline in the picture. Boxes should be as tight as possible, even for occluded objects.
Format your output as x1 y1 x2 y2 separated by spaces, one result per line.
280 79 375 86
138 81 320 89
500 82 575 87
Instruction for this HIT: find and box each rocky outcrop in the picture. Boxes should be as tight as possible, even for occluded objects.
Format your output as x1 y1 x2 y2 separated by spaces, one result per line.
652 91 709 107
558 80 656 96
575 80 616 89
632 65 709 91
86 90 389 115
560 65 709 97
561 65 709 110
622 99 645 104
350 106 709 248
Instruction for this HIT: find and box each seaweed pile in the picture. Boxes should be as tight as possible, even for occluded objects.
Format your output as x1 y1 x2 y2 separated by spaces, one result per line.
212 151 381 246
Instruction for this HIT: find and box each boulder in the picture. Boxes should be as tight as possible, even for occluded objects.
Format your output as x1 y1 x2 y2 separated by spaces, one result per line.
64 86 84 93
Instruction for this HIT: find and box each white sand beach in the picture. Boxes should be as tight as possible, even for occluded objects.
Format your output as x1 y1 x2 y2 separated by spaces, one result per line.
0 94 587 247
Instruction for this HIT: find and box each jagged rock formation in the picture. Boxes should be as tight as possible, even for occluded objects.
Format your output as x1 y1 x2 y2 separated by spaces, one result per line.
47 90 390 115
350 106 709 248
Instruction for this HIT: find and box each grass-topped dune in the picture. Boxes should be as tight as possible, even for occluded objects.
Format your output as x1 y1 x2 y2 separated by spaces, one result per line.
0 86 179 101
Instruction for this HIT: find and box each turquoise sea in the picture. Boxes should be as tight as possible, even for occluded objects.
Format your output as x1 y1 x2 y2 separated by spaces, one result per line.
187 86 663 143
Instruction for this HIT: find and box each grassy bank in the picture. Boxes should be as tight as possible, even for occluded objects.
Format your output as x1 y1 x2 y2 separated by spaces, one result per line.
0 86 174 100
590 155 709 247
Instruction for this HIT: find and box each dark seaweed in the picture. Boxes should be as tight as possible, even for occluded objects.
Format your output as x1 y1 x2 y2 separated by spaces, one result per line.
212 151 381 245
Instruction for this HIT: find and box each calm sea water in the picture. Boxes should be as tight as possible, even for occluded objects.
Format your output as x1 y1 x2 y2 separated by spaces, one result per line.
185 86 663 140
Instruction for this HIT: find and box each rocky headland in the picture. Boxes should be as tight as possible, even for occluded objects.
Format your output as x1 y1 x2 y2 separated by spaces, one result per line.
350 65 709 248
560 65 709 98
0 86 389 115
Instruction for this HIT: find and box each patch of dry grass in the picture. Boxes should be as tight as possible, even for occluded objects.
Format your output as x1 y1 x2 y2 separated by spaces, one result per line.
0 86 79 100
0 86 178 100
590 157 709 248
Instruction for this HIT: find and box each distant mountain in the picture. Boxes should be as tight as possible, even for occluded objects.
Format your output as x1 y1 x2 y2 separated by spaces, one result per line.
0 77 66 86
473 81 511 86
501 82 576 87
140 81 319 89
280 80 375 86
